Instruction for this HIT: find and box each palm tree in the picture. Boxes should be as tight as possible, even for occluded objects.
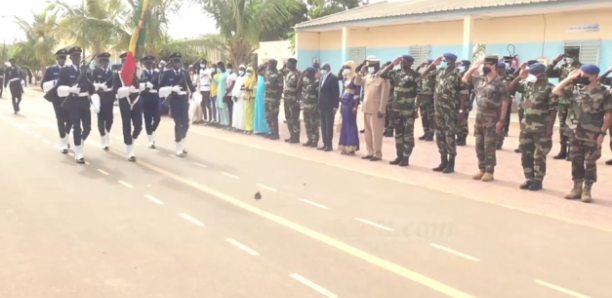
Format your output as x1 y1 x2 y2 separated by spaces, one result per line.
196 0 302 67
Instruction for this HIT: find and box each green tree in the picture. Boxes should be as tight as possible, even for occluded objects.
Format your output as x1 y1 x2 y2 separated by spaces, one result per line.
307 0 368 19
12 8 60 78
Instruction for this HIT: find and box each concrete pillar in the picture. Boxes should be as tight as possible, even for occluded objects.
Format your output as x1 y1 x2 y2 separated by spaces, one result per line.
341 26 350 63
462 15 474 60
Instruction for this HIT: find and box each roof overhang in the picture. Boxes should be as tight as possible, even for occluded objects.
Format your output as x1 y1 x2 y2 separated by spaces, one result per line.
296 0 612 32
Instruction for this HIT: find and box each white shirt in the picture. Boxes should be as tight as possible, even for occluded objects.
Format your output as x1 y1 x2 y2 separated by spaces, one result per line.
232 75 245 97
199 68 212 91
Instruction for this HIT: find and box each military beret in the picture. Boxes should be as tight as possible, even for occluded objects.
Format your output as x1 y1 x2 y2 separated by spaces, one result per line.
528 63 546 75
141 55 155 62
527 60 539 66
169 52 181 60
305 67 316 72
484 55 499 64
55 49 68 57
461 60 471 65
401 55 414 61
580 64 600 75
119 52 128 59
97 52 111 60
564 47 580 56
443 53 457 60
427 59 434 63
67 47 82 56
497 62 506 69
287 58 297 64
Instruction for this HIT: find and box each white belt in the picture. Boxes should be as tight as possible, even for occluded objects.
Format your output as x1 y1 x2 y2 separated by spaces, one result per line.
77 92 89 97
8 78 20 83
178 91 187 95
146 89 157 93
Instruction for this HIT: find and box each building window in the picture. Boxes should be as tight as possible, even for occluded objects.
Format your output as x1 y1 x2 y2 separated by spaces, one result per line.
409 45 431 66
564 40 600 65
349 47 366 63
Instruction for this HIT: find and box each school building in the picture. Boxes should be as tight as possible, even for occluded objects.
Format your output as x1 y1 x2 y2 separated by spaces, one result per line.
294 0 612 79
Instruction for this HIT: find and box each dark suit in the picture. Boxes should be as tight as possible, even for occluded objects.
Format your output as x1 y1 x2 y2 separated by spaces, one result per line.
92 67 115 136
140 68 161 135
159 68 196 142
4 66 23 113
56 65 95 146
42 64 71 138
317 72 340 148
112 72 143 146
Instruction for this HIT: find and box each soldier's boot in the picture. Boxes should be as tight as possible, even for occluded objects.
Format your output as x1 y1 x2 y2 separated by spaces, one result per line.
418 133 427 140
581 183 593 203
302 140 312 147
432 154 448 172
528 180 543 191
472 171 485 180
565 144 571 161
456 136 466 146
384 128 394 137
424 133 434 141
399 156 409 167
284 134 293 142
389 155 403 165
605 159 612 165
481 172 494 182
442 155 455 174
563 181 583 200
289 134 300 144
553 142 567 160
519 180 532 190
514 148 521 153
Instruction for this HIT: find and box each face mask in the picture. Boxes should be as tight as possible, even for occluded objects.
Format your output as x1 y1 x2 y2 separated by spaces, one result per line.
457 66 465 72
246 72 252 77
578 76 591 85
212 67 217 72
526 74 538 83
342 69 350 75
566 58 575 64
440 61 447 69
368 67 375 74
320 69 328 76
482 66 491 75
239 70 244 75
200 64 205 68
228 69 232 73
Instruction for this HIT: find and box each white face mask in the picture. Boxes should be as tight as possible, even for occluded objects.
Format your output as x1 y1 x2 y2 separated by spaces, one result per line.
342 69 350 75
239 70 244 75
246 72 252 77
565 58 574 64
368 67 375 74
526 74 538 83
457 66 465 72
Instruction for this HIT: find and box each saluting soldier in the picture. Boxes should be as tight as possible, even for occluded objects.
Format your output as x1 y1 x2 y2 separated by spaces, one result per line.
113 52 144 161
264 59 284 140
494 61 516 150
297 67 320 147
281 58 301 144
513 59 541 153
553 64 612 203
417 59 436 141
42 48 71 154
92 52 115 150
56 47 95 164
140 55 161 149
547 47 582 161
509 63 557 191
4 58 24 114
159 52 196 157
379 55 422 167
456 59 472 146
462 56 511 182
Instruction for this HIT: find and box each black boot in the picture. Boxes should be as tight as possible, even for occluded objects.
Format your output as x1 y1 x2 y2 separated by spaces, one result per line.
418 133 427 140
389 156 402 165
519 180 532 190
529 180 543 191
424 133 434 141
456 136 466 146
399 156 409 167
565 144 571 161
553 142 567 160
442 155 455 173
432 154 448 172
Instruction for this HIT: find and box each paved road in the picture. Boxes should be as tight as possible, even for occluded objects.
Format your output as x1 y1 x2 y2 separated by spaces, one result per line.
0 93 611 298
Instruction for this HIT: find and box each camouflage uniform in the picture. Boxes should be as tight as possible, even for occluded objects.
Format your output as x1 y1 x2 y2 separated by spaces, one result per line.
471 74 511 175
495 73 515 149
516 80 556 184
384 85 395 137
456 71 474 144
282 68 301 141
419 69 437 140
546 60 582 159
301 76 320 145
565 84 612 201
264 69 284 138
434 68 465 158
381 68 422 165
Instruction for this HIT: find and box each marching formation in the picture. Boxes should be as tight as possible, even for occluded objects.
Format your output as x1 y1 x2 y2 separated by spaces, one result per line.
40 47 194 164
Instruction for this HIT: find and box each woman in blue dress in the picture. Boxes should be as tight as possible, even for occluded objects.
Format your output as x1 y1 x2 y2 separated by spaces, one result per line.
253 65 269 135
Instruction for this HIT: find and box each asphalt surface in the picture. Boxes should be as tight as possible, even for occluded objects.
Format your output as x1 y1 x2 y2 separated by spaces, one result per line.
0 93 611 298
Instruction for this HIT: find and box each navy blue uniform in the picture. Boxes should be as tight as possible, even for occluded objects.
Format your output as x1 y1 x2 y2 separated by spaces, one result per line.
0 66 4 98
93 67 115 136
159 68 195 142
4 66 23 113
113 73 143 146
140 68 161 136
57 65 95 146
42 64 72 139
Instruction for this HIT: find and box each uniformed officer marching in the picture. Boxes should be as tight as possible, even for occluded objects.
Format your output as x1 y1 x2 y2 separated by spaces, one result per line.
56 46 95 164
159 52 196 157
114 52 144 162
91 52 115 150
0 63 4 98
140 55 161 149
4 58 24 114
42 48 72 154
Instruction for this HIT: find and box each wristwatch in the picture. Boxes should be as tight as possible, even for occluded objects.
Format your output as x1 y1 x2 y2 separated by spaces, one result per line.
459 109 464 113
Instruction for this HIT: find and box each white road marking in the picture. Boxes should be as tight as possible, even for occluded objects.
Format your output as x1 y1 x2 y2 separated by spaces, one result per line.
68 152 74 157
118 180 134 189
43 139 50 143
179 213 205 226
54 145 61 150
145 195 164 205
34 135 40 138
430 244 480 262
299 199 329 209
25 130 31 134
97 169 109 175
290 274 337 298
222 172 239 179
534 280 592 298
355 218 394 231
226 239 260 256
257 183 277 192
194 163 207 168
114 136 122 141
84 161 90 165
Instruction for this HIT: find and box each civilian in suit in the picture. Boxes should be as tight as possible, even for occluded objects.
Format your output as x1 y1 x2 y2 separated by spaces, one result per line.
354 56 391 161
317 63 340 151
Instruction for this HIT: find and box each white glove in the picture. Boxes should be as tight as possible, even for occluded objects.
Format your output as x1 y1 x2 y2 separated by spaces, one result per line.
93 83 102 91
171 85 181 93
139 84 146 92
129 85 138 93
69 86 80 94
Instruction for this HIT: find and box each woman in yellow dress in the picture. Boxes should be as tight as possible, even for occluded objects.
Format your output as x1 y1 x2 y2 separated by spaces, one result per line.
242 66 257 134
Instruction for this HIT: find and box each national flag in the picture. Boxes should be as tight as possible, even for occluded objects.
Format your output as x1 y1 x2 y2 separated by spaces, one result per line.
120 0 150 86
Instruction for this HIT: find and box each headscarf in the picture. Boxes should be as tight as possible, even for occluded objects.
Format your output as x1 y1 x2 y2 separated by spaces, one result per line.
343 61 356 81
243 66 256 89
